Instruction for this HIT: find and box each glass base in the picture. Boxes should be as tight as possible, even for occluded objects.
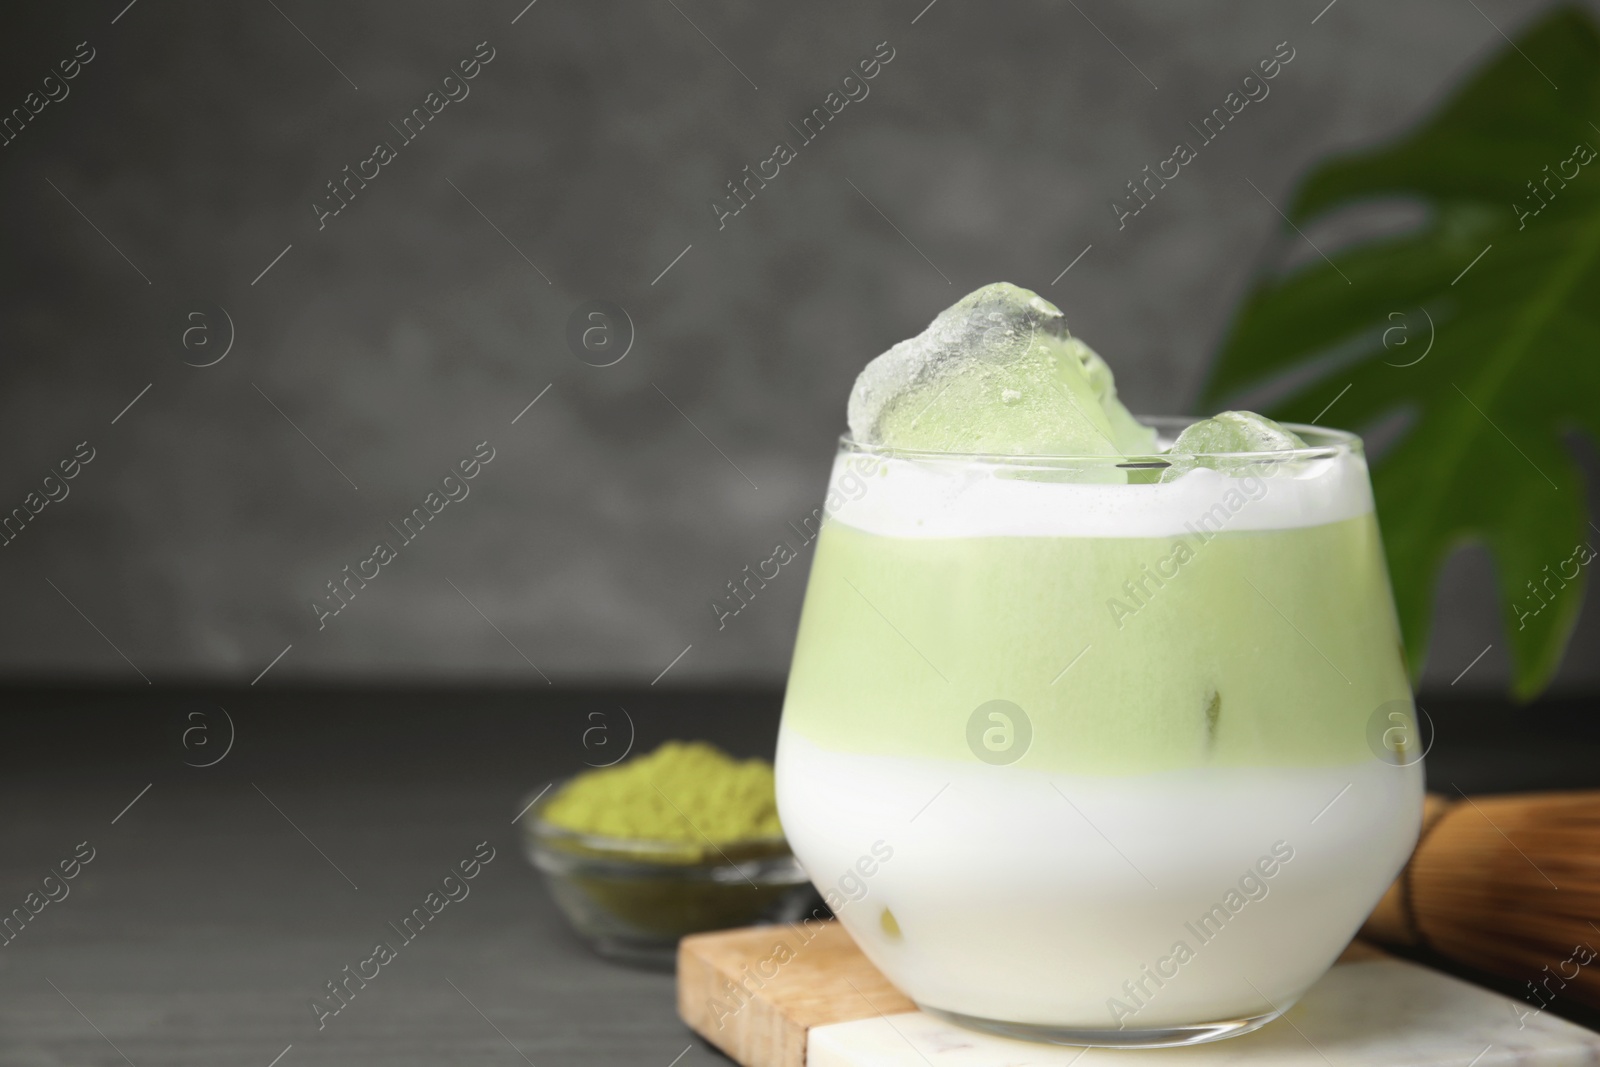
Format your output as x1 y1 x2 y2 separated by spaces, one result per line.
922 1004 1284 1048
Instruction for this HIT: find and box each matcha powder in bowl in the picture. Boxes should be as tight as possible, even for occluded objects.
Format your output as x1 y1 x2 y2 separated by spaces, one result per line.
541 741 784 852
521 741 813 967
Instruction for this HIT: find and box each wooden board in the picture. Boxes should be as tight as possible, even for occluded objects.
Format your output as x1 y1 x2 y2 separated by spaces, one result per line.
678 924 1600 1067
678 921 913 1067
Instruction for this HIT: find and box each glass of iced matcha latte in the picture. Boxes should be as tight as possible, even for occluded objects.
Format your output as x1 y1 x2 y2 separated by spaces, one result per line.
775 283 1424 1047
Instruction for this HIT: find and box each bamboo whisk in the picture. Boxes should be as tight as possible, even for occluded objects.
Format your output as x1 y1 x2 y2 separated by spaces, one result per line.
1361 790 1600 1010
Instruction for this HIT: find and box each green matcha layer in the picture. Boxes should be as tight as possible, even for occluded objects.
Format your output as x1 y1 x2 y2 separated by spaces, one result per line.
781 513 1410 775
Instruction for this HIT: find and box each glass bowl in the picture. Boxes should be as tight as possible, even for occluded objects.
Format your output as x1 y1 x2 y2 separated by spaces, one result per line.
519 782 817 969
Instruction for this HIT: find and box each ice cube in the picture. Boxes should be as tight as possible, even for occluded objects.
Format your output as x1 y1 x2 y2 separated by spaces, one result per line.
846 283 1156 456
1169 410 1307 454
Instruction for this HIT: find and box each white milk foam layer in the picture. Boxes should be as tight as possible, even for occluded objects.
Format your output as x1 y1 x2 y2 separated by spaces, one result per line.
827 449 1373 540
776 730 1422 1029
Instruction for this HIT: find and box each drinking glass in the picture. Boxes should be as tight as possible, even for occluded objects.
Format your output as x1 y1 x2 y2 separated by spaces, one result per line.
775 419 1424 1047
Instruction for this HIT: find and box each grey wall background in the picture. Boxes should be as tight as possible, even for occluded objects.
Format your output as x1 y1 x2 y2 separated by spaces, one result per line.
0 0 1595 690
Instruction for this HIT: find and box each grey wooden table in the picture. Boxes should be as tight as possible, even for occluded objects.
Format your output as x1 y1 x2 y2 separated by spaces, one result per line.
0 686 1596 1065
0 688 789 1067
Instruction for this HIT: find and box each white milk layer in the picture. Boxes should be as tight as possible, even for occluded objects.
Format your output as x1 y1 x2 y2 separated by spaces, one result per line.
776 730 1422 1029
825 448 1373 539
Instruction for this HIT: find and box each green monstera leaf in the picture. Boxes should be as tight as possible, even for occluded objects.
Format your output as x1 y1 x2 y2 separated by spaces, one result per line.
1202 5 1600 700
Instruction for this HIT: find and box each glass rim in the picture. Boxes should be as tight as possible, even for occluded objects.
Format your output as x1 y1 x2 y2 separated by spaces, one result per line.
838 415 1360 464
